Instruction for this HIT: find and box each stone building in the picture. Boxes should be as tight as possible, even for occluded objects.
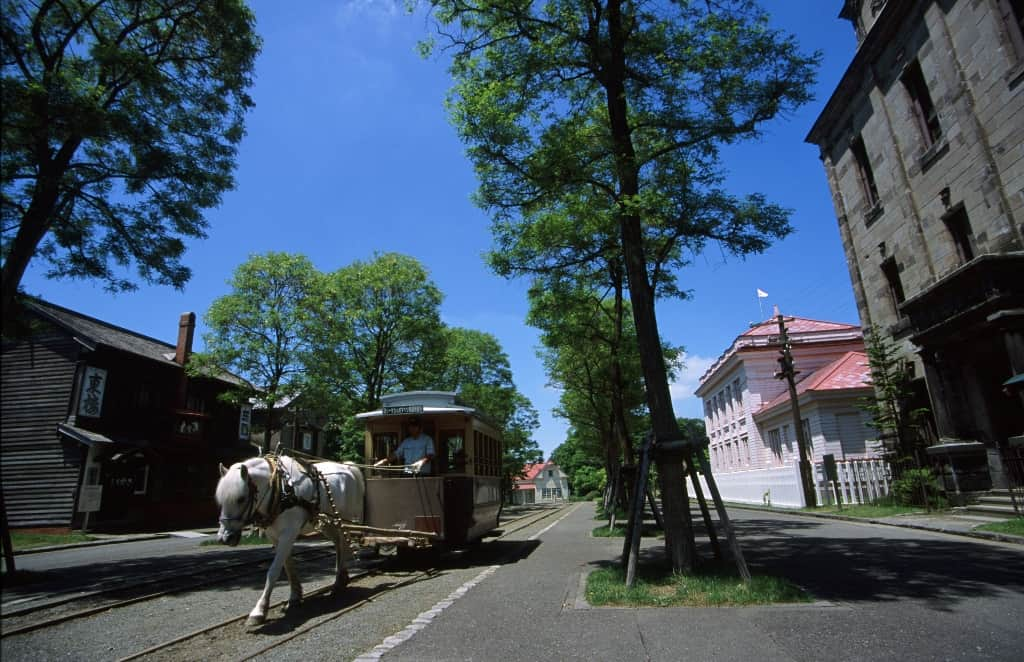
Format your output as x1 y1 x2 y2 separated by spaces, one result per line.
805 0 1024 489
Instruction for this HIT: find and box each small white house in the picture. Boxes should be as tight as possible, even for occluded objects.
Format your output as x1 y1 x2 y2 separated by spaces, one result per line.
511 461 570 504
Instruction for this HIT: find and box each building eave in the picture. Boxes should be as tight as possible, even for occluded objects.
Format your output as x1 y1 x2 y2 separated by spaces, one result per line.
805 0 916 146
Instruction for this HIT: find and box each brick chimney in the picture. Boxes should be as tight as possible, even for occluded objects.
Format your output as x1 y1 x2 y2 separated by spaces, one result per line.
175 312 196 365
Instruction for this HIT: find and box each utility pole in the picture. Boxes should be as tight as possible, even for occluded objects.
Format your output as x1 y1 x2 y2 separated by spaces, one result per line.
774 309 817 508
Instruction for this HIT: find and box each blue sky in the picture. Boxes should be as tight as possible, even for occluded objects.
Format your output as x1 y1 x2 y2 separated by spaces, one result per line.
19 1 860 460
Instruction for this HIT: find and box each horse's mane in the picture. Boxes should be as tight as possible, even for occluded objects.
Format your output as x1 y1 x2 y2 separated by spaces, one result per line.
215 461 251 505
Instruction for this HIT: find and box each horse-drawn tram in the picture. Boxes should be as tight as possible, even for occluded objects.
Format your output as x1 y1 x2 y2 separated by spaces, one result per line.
355 390 503 550
214 390 502 627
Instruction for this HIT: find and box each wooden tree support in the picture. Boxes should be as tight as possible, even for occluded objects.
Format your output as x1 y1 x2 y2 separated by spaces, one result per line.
695 451 751 582
621 433 750 586
687 459 721 560
624 433 654 587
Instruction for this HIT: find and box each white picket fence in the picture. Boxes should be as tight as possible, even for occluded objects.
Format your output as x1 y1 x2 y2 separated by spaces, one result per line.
815 458 892 506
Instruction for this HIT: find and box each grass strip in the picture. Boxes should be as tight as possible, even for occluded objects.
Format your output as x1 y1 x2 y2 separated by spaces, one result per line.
974 517 1024 536
586 563 811 607
592 524 661 538
804 503 925 518
10 531 95 550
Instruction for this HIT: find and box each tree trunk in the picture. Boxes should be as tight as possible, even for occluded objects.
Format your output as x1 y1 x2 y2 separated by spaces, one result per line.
603 0 695 574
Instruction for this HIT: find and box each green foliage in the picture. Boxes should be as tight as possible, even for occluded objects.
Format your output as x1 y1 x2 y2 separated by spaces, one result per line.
1 0 260 310
303 252 445 415
433 326 542 492
189 252 316 433
860 326 930 460
891 468 943 507
975 518 1024 537
586 564 811 607
573 465 607 496
10 531 94 550
426 1 817 568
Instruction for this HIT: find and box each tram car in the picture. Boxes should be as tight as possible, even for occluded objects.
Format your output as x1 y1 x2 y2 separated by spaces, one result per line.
353 391 503 551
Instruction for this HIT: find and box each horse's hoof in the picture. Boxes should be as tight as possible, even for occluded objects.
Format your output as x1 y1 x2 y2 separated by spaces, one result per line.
283 599 301 613
245 615 265 630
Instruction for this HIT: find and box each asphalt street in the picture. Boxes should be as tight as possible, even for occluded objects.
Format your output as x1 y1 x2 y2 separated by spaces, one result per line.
374 504 1024 662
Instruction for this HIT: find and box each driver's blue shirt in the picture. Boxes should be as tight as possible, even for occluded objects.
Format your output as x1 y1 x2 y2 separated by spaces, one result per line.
395 433 434 474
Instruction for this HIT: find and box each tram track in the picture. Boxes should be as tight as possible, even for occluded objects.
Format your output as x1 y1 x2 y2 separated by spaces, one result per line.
1 503 569 661
117 503 570 662
0 544 339 637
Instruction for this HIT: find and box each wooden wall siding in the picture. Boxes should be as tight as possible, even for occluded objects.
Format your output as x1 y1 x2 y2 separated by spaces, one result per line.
1 329 83 527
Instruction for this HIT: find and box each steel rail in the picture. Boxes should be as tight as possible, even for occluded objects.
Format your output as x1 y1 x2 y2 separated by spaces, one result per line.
0 546 338 637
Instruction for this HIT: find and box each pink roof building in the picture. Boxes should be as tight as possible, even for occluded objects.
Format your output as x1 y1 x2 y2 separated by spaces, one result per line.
694 316 882 506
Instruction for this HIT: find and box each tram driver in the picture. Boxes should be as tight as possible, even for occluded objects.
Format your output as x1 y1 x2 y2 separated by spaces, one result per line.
385 417 435 475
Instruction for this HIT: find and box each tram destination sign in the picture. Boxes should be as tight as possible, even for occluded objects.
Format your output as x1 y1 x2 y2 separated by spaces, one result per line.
382 405 424 416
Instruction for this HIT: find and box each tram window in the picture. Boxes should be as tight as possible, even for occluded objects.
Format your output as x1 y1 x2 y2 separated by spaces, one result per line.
373 433 396 460
442 432 465 473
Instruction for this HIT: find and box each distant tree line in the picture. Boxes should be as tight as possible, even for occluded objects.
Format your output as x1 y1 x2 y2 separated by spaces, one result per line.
188 251 542 491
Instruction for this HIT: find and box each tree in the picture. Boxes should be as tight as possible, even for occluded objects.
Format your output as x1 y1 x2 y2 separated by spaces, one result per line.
428 0 818 572
434 326 542 496
303 252 445 458
189 252 316 441
1 0 260 315
860 326 930 464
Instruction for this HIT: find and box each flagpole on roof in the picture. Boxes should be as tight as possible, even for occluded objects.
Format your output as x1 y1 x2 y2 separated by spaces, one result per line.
756 288 768 321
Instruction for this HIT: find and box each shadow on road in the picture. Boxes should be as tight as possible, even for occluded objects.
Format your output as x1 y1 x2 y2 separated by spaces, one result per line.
599 513 1024 610
733 517 1024 609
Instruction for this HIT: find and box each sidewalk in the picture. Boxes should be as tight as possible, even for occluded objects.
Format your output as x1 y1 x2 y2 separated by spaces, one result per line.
381 499 1024 662
719 502 1024 545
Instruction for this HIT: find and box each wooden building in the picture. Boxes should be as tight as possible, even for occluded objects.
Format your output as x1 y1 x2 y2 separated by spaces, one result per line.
1 298 252 532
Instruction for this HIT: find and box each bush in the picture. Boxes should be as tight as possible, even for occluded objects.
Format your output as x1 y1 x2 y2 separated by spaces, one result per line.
891 468 942 507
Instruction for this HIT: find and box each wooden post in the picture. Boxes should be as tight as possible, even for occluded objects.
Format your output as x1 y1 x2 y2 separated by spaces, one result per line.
695 452 751 582
687 459 722 560
0 487 16 573
645 484 664 530
625 436 652 588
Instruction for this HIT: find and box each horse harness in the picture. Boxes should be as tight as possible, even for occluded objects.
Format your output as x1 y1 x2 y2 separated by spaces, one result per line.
228 454 343 530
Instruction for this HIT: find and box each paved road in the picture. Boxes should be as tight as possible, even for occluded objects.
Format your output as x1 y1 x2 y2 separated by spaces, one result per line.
368 504 1024 661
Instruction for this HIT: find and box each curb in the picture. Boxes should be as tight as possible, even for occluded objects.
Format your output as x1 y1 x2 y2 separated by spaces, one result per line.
721 503 1024 546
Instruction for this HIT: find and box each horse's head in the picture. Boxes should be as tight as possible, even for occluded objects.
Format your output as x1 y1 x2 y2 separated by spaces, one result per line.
215 462 255 546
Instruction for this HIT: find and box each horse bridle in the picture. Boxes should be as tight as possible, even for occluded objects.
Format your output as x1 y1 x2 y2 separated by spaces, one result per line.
218 464 268 531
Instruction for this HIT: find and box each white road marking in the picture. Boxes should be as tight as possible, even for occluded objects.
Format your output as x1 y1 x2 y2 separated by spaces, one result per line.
355 503 580 660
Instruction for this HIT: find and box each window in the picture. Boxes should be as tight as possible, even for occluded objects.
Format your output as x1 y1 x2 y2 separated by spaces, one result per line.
767 429 783 464
133 465 150 495
881 258 906 316
733 379 743 406
998 0 1024 60
850 135 879 208
725 386 733 418
302 431 313 451
548 469 553 477
902 60 941 147
943 206 975 265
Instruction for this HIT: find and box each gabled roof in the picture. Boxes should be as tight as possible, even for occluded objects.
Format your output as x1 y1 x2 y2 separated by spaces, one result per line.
22 297 247 387
697 315 862 391
755 351 872 418
741 317 859 337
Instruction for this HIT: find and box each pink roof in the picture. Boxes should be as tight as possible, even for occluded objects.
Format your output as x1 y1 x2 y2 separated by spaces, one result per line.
514 462 547 486
742 317 859 337
757 351 872 415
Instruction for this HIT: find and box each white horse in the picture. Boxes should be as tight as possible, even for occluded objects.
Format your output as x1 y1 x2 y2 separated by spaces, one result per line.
215 455 365 628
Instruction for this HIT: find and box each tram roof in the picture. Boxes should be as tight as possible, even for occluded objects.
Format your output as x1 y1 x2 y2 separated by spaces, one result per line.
354 390 479 420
